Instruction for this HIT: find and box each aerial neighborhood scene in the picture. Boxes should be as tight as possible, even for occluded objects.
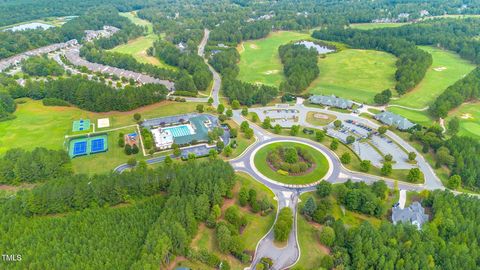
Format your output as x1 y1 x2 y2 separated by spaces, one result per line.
1 0 480 269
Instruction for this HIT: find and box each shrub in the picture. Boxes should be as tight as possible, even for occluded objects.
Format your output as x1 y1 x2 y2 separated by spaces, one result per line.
42 98 71 107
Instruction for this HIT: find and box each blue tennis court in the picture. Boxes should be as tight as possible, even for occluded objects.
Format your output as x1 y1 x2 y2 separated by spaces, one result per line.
164 125 193 137
73 141 87 156
90 138 105 153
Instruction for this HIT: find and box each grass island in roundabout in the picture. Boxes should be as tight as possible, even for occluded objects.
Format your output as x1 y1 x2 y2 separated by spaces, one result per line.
253 141 330 185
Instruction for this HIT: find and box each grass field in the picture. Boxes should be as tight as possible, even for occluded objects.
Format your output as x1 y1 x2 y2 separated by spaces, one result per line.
0 99 201 173
114 12 175 70
392 46 476 109
447 102 480 140
306 111 336 126
253 142 329 185
349 22 407 30
237 31 311 86
307 49 397 104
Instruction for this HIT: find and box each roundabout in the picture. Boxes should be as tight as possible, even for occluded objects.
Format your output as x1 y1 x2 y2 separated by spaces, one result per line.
252 141 331 186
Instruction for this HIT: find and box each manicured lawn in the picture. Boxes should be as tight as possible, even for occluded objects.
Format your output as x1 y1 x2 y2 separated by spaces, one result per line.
306 111 336 126
349 22 408 30
253 142 329 185
446 102 480 140
237 31 311 86
307 49 397 104
392 46 476 109
387 107 434 127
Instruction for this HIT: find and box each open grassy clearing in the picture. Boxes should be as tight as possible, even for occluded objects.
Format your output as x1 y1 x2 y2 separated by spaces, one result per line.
237 31 311 86
349 22 407 30
307 49 397 104
253 142 329 185
392 46 476 109
447 102 480 140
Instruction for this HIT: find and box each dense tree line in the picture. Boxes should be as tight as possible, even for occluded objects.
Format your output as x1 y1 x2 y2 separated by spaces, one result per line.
222 78 278 106
208 48 240 78
0 195 165 270
0 148 72 184
0 28 63 59
429 67 480 118
209 20 271 45
21 55 64 77
0 7 141 59
369 18 480 65
0 91 16 121
278 43 319 93
152 40 212 92
445 136 480 190
9 76 168 112
312 27 432 95
327 190 480 270
0 159 236 269
80 44 177 81
0 0 147 27
409 124 480 190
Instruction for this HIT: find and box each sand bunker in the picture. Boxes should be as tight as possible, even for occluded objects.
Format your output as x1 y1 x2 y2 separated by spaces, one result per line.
461 113 473 119
264 70 279 75
433 66 447 72
313 113 329 119
249 44 259 49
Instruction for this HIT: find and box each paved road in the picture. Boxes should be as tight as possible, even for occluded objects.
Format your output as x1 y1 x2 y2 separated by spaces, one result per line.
198 29 221 107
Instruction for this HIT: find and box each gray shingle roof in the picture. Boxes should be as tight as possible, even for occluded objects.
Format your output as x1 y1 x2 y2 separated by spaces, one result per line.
375 111 415 130
308 95 353 109
392 201 429 229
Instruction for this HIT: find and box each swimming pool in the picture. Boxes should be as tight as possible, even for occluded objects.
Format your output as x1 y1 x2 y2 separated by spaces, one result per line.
163 125 193 137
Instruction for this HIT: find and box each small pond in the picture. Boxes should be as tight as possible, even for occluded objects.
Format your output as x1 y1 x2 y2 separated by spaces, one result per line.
295 40 335 54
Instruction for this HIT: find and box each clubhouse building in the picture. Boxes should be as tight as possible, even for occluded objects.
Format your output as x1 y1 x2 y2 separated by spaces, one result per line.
143 114 227 151
308 95 353 109
375 111 415 130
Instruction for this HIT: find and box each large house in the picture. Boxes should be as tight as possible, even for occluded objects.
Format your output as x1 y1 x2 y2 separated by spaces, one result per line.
375 111 415 130
309 95 353 109
392 201 429 230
